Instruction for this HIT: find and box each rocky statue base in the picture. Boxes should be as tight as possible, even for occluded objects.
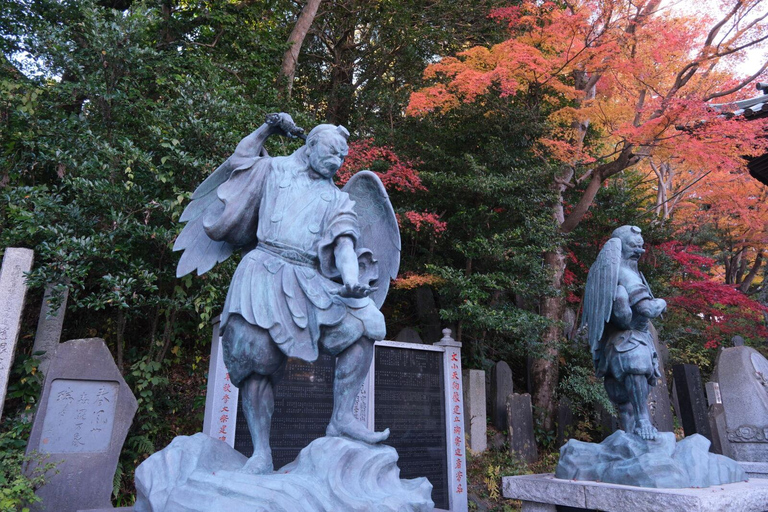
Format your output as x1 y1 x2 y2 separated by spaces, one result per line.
133 433 434 512
555 430 747 488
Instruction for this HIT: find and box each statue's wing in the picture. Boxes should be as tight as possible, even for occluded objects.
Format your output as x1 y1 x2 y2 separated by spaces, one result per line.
581 237 621 359
173 157 237 278
342 171 401 309
174 113 304 278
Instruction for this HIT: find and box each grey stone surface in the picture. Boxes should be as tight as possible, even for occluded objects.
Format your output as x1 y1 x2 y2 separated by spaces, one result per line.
708 402 732 457
581 226 666 440
174 115 400 473
672 363 712 441
647 323 674 433
507 393 537 463
521 502 557 512
32 281 69 377
712 345 768 463
26 338 138 512
395 327 423 344
0 247 34 419
740 461 768 478
134 433 434 512
556 431 746 488
78 509 134 512
504 473 768 512
490 361 513 430
732 335 746 347
463 369 487 453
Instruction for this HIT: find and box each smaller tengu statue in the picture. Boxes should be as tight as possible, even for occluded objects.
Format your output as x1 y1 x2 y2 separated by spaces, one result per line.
581 225 666 440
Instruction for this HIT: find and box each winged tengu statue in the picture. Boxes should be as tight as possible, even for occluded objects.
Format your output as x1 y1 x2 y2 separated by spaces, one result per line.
174 113 400 473
581 226 666 440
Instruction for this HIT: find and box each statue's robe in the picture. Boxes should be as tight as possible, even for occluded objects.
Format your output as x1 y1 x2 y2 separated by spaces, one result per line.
204 152 383 386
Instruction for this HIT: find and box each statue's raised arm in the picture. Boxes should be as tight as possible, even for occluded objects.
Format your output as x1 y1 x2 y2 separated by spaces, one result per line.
173 113 305 277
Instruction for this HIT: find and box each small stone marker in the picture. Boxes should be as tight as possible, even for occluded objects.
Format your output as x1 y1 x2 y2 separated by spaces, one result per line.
394 327 423 344
463 369 487 453
647 323 674 432
32 281 69 377
672 363 712 442
0 247 34 420
490 361 513 431
705 382 722 406
556 397 574 448
507 393 537 463
732 335 746 347
26 338 138 512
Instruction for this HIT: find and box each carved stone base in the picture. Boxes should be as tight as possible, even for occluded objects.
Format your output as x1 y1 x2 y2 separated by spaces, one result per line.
134 433 434 512
503 474 768 512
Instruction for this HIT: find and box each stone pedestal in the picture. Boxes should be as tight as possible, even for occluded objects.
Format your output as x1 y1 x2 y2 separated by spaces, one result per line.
741 461 768 479
503 473 768 512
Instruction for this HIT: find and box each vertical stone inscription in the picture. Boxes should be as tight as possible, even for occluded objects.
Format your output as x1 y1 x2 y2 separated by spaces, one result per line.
0 248 34 419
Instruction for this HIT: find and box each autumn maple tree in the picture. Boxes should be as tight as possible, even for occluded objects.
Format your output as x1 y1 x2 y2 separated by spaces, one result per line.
408 0 768 428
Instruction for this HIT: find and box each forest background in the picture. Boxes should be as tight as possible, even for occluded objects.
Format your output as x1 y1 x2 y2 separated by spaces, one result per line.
1 0 767 509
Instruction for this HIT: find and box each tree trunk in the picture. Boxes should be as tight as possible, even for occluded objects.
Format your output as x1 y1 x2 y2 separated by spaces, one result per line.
278 0 323 99
116 309 127 372
531 247 566 433
740 250 764 293
327 28 355 126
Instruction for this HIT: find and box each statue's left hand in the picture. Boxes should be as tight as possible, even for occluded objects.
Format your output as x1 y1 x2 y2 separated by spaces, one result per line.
338 282 378 299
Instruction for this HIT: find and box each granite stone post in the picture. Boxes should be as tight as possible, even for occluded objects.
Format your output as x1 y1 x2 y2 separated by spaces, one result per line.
491 361 514 431
394 327 423 344
647 323 674 432
32 281 69 377
672 363 712 442
507 393 538 463
705 382 731 457
0 247 34 420
463 369 487 453
26 338 138 512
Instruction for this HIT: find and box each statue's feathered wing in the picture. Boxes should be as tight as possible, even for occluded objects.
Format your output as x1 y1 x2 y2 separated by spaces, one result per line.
174 114 304 278
341 171 401 309
581 237 621 364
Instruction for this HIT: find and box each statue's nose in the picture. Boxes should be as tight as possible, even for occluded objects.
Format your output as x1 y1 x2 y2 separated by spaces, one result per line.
636 248 646 255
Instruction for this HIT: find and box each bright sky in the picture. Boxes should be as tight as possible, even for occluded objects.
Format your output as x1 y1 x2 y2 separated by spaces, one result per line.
662 0 768 80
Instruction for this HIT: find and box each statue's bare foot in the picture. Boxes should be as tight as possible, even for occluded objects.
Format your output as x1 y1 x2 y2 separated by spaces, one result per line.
327 416 390 444
240 452 273 474
634 420 657 440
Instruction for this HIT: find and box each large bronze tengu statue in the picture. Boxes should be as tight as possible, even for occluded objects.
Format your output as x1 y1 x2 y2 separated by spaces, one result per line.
581 226 666 440
173 113 400 473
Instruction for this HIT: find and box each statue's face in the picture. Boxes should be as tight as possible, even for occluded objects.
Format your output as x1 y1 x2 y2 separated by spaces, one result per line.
621 233 645 261
308 132 349 178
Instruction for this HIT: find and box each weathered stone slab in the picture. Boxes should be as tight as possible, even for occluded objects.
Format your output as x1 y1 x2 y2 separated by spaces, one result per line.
463 369 487 453
490 361 513 430
647 323 674 433
503 473 768 512
672 364 712 442
26 338 138 512
0 247 34 419
712 345 768 463
740 461 768 479
395 327 423 344
32 281 69 377
507 393 537 463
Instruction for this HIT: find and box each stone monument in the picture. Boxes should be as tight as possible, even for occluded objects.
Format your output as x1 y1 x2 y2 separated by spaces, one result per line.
712 342 768 478
25 338 137 512
0 247 34 419
135 113 434 511
554 226 745 488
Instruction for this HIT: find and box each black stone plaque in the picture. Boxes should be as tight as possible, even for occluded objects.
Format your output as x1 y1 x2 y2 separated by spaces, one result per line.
374 346 449 510
234 353 335 468
672 363 713 442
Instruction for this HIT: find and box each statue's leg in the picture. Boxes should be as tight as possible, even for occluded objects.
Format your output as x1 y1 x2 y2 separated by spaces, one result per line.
326 335 389 443
222 315 286 474
604 376 633 432
624 373 657 440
